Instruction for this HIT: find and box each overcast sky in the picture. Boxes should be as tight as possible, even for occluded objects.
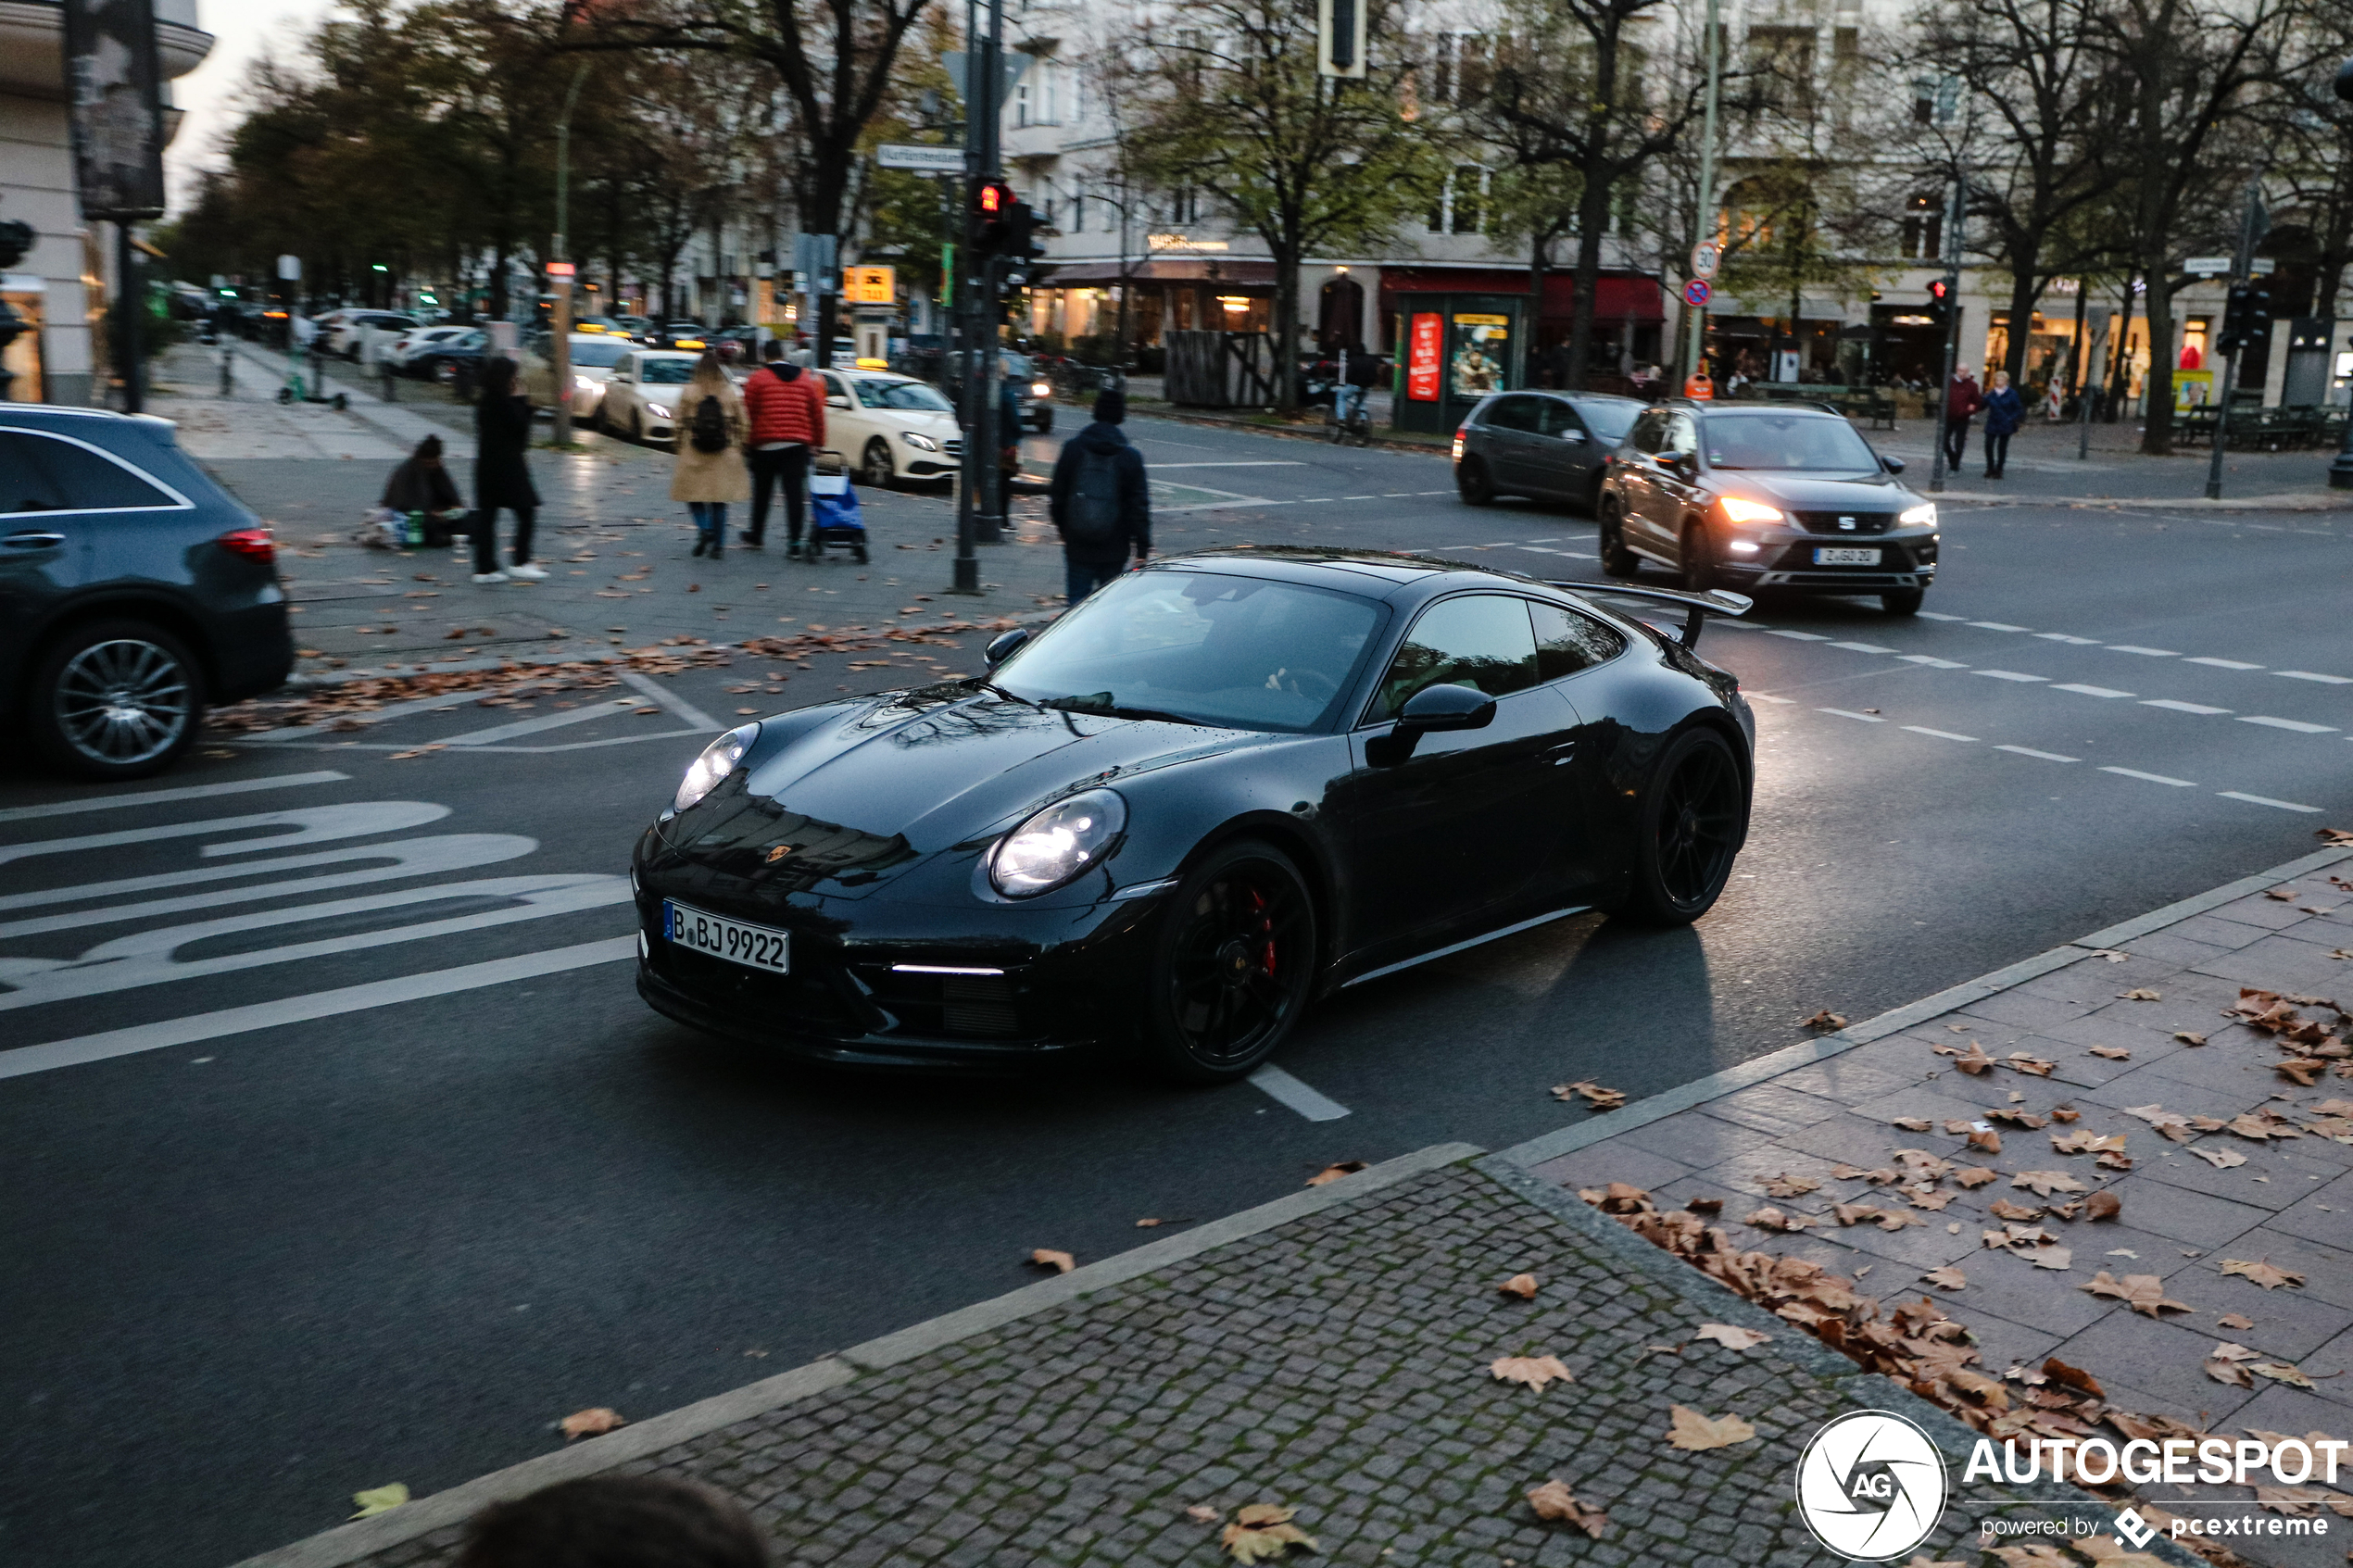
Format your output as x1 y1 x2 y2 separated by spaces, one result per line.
168 0 340 211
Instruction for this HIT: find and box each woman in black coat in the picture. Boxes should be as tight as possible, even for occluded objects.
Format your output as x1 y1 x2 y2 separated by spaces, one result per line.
472 356 547 583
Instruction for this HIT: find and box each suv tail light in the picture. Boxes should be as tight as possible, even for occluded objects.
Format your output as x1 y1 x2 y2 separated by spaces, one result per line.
216 527 276 564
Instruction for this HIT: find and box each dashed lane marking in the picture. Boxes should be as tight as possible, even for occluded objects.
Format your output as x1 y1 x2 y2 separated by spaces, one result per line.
2280 671 2353 684
2220 791 2322 813
1974 670 2047 683
2143 699 2229 714
2100 766 2196 787
1903 726 1979 742
1247 1063 1352 1122
2033 633 2102 645
1828 641 1896 654
2104 646 2180 657
1818 708 1884 722
0 771 349 824
1969 621 2031 632
2052 684 2135 698
1898 655 1969 669
1996 745 2079 762
2240 716 2337 734
2186 657 2263 670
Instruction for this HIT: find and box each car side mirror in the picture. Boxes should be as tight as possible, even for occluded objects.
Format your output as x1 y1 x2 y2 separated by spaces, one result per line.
1881 454 1906 474
1560 429 1586 443
826 395 851 408
1397 682 1497 732
984 627 1031 666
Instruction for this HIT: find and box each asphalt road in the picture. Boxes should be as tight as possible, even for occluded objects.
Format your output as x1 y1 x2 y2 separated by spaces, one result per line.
3 411 2350 1568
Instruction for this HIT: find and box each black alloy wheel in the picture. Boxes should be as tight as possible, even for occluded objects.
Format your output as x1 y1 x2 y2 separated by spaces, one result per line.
30 620 202 780
1142 839 1317 1083
1679 521 1718 592
1618 726 1746 925
860 437 896 487
1881 587 1925 615
1598 499 1640 578
1456 456 1495 507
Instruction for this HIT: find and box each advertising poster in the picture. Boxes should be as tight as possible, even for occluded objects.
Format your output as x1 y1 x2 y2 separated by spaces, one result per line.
1406 312 1441 400
1451 314 1509 396
61 0 168 220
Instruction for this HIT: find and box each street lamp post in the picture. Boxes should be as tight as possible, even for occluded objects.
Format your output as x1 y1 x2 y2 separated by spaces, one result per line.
550 59 590 448
2330 57 2353 487
1685 0 1721 385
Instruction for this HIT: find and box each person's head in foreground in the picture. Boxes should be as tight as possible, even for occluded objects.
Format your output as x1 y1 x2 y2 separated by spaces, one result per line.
457 1475 769 1568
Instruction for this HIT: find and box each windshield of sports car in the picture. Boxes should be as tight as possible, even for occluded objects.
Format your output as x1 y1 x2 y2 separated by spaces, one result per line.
1701 414 1881 471
855 379 954 412
992 571 1385 733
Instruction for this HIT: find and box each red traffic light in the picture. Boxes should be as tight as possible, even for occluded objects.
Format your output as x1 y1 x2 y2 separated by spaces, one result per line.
976 180 1013 216
1926 279 1950 302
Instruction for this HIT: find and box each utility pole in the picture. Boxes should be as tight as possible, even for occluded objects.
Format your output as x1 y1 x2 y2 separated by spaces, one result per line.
952 0 1009 591
1685 0 1721 384
550 58 590 448
1927 175 1965 495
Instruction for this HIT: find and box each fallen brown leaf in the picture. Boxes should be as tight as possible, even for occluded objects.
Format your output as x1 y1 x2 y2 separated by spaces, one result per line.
1304 1161 1367 1186
2188 1146 2248 1169
2082 1272 2191 1317
1185 1504 1222 1524
560 1407 625 1440
1692 1323 1770 1350
1552 1080 1628 1111
2086 1191 2121 1222
1499 1273 1539 1300
2027 1246 2074 1271
2218 1312 2254 1330
1221 1503 1318 1562
1922 1266 1967 1290
1802 1010 1848 1030
1761 1172 1822 1198
1666 1405 1756 1451
2121 987 2162 1001
2174 1031 2208 1047
1524 1478 1609 1537
1989 1198 2045 1222
2089 1046 2133 1060
2207 1341 2260 1386
1968 1127 2004 1154
1028 1248 1076 1273
1890 1116 1933 1132
1956 1166 1998 1188
1936 1040 1997 1074
1490 1354 1575 1391
2013 1170 2089 1198
2221 1258 2306 1290
1743 1206 1814 1232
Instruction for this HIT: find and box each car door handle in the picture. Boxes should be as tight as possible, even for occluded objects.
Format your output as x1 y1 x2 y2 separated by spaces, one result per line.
1546 742 1577 765
4 530 66 548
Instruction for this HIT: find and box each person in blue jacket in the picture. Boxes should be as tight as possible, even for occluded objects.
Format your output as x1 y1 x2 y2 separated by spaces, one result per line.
1982 369 2024 481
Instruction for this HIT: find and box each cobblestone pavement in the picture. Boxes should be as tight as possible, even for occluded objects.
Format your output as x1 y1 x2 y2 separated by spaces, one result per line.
1527 841 2353 1568
251 1156 2121 1568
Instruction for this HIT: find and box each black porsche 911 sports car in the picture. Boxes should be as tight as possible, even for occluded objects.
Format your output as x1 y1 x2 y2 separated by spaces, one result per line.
632 547 1755 1082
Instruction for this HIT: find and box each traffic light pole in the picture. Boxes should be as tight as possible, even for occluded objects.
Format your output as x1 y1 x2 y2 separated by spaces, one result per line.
950 0 1008 591
2207 181 2263 501
1927 178 1965 495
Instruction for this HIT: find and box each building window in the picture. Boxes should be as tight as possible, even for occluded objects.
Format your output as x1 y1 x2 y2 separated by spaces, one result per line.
1744 26 1817 112
1899 193 1944 259
1426 31 1491 105
1428 166 1489 234
1071 193 1085 233
1167 187 1200 225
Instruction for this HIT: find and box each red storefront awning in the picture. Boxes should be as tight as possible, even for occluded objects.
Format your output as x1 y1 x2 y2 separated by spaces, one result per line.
1378 267 1665 321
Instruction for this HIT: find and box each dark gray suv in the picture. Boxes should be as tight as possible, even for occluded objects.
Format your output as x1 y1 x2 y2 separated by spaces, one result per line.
1452 390 1646 512
2 405 292 779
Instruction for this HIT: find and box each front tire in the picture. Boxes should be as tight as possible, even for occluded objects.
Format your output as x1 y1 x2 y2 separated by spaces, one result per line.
1456 456 1495 507
860 438 895 488
1598 499 1640 578
1616 726 1746 926
1140 839 1318 1084
1881 587 1925 615
29 620 203 781
1679 521 1718 592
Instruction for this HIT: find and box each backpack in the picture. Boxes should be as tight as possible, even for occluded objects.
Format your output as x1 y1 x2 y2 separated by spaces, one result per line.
1063 444 1125 547
688 394 729 453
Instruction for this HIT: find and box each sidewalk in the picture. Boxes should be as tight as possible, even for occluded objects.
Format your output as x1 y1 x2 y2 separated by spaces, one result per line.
215 848 2353 1568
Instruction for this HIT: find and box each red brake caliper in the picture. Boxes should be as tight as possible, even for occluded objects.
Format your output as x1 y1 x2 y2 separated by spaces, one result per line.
1250 887 1276 977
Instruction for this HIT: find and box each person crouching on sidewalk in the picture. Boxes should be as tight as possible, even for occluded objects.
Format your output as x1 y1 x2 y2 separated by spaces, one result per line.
673 351 749 558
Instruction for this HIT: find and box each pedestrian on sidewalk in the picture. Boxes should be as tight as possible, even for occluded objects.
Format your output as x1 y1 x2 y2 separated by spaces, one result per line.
457 1475 768 1568
739 339 824 555
472 357 547 583
672 350 749 558
1982 370 2024 480
1048 386 1151 604
1943 367 1983 473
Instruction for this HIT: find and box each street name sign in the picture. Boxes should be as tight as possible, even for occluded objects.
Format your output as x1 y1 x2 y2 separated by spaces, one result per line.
876 144 963 174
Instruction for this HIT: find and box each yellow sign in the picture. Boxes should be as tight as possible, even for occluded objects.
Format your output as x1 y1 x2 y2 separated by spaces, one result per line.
1453 313 1509 326
843 266 897 305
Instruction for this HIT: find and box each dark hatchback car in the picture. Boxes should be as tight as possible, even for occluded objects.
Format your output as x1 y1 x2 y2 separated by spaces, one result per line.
1453 390 1646 512
2 405 292 779
1595 400 1940 614
633 548 1755 1083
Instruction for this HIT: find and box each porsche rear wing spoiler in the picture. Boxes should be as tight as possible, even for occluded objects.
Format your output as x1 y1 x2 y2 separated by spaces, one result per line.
1543 583 1752 650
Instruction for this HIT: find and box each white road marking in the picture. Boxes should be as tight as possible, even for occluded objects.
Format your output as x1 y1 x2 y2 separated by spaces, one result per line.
2142 699 2229 715
1974 671 2047 683
2033 633 2102 645
439 697 640 747
0 801 447 868
0 873 630 1011
0 936 635 1081
1247 1063 1352 1121
621 671 720 733
241 688 487 743
1898 655 1969 669
1818 708 1884 722
2220 791 2322 812
1996 745 2079 762
2104 646 2180 657
1146 461 1308 469
1829 641 1896 654
2100 766 2196 786
0 834 536 937
1766 629 1831 641
1968 621 2030 631
2185 657 2262 670
1382 492 1416 496
1341 495 1378 501
2052 684 2134 698
2238 715 2336 734
1903 725 1978 742
0 771 348 824
2278 671 2353 684
1917 610 1967 621
1747 693 1794 704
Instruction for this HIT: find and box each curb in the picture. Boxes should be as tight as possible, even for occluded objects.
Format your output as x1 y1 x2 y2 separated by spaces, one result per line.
1934 491 2351 510
1126 400 1449 458
226 1141 1485 1568
1495 836 2353 1172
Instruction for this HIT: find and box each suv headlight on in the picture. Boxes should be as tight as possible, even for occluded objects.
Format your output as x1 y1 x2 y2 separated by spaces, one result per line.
673 724 758 814
1899 502 1938 527
902 431 940 451
1718 497 1786 525
989 789 1127 897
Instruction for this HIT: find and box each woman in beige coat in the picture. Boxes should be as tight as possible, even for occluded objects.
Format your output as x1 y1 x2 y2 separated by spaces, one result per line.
671 351 750 558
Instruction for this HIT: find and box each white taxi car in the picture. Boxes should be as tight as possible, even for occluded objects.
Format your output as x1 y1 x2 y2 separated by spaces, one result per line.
596 350 732 445
816 368 963 486
522 333 634 421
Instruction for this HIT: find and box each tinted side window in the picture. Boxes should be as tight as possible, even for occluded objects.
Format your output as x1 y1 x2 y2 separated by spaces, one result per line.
1664 412 1699 456
1483 395 1540 433
1535 399 1583 438
7 433 172 510
1531 601 1629 681
0 433 71 510
1369 595 1540 721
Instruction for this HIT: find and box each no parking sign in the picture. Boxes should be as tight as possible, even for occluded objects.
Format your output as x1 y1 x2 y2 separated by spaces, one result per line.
1682 278 1712 307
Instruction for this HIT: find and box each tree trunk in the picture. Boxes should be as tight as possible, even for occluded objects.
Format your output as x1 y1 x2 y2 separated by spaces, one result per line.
1528 228 1549 386
2141 266 2175 454
1567 174 1612 392
2003 253 2041 386
2105 273 2136 418
1272 241 1301 411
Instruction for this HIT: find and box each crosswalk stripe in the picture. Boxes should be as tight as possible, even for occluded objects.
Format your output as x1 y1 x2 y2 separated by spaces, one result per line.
440 697 640 747
0 936 636 1081
0 771 347 824
0 801 447 868
239 688 488 742
621 671 721 733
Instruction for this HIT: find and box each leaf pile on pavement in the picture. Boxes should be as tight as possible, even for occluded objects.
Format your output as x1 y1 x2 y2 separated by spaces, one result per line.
1213 1504 1318 1562
1524 1478 1610 1536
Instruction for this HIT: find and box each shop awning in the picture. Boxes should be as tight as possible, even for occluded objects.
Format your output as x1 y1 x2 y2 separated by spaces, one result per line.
1035 258 1279 286
1378 266 1666 322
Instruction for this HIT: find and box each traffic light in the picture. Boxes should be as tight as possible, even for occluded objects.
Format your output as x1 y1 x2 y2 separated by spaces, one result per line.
1924 278 1952 325
2219 278 2271 356
1004 202 1047 275
972 179 1016 253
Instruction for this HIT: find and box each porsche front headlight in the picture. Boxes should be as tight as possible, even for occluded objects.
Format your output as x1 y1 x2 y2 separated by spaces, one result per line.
673 723 757 813
988 789 1127 897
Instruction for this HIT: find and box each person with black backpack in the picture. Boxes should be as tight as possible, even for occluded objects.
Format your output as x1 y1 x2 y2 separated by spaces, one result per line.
671 351 749 557
1047 386 1151 603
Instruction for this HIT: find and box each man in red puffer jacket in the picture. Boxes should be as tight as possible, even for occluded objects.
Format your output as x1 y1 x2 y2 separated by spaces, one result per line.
739 340 827 555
